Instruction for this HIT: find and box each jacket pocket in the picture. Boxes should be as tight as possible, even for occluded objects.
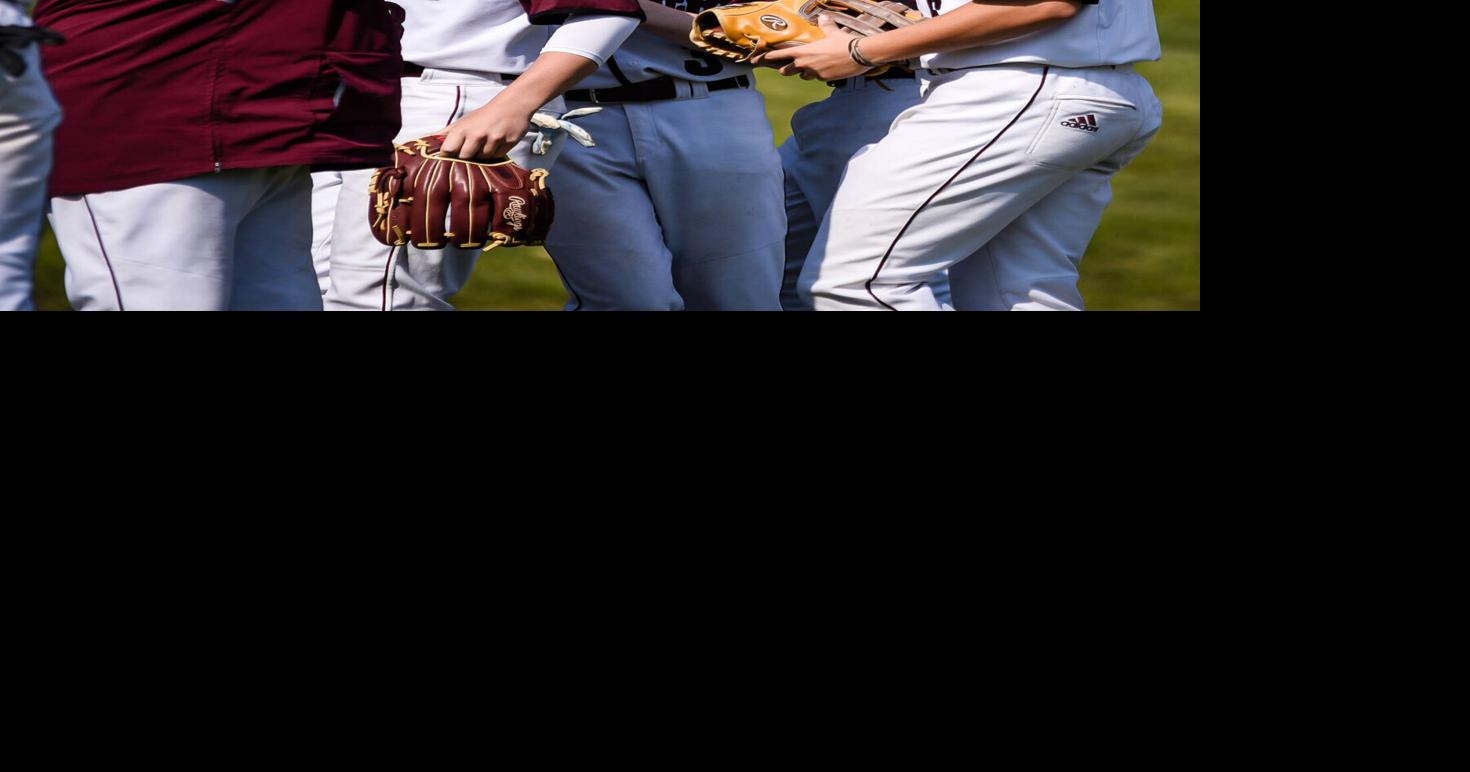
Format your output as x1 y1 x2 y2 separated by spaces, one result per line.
307 56 345 120
314 52 403 139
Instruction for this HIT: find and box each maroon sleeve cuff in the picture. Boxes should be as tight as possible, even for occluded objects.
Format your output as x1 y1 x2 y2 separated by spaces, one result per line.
519 0 646 25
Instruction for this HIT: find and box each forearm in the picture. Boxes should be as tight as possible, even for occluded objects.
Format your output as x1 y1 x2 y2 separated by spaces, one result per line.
858 1 1082 65
442 16 638 158
637 0 698 48
484 52 601 117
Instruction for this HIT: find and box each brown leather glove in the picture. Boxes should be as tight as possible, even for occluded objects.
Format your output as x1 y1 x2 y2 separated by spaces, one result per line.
369 135 555 252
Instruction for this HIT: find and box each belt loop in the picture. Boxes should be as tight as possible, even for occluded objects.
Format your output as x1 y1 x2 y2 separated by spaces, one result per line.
690 80 710 100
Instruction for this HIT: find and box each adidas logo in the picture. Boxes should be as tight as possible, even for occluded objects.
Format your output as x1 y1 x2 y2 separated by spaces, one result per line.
1060 114 1100 133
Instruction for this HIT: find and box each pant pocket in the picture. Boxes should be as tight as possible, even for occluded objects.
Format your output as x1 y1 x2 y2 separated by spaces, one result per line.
1025 95 1140 172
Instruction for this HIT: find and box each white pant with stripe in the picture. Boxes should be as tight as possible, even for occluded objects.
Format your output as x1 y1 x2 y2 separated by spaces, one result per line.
778 75 924 311
798 63 1163 311
318 70 563 311
50 166 319 311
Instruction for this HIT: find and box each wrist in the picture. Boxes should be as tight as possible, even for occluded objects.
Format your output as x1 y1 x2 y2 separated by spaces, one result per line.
488 87 544 118
848 37 880 69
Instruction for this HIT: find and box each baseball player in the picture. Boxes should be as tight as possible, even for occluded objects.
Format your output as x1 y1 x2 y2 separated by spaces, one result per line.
765 0 1164 311
35 0 406 311
0 0 62 312
317 0 645 311
540 0 787 311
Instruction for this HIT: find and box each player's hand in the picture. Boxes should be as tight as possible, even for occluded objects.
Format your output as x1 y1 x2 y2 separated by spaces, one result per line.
441 101 535 160
757 16 871 81
745 49 787 70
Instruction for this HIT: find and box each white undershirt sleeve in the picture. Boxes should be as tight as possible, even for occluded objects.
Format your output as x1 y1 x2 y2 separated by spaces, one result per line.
539 14 641 67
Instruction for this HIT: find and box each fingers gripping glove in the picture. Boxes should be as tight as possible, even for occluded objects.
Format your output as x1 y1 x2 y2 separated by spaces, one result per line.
369 135 555 253
689 0 922 64
529 107 602 156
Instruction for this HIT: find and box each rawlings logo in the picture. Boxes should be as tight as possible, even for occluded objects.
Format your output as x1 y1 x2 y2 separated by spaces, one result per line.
504 196 528 232
760 15 789 30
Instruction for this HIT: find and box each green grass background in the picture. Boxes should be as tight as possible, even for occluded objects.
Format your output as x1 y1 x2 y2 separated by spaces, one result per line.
29 0 1198 310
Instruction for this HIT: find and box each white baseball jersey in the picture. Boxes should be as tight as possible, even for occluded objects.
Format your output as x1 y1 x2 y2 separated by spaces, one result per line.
397 0 550 74
921 0 1160 71
573 1 753 89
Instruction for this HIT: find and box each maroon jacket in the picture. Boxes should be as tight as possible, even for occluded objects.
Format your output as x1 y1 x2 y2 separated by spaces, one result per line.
34 0 406 197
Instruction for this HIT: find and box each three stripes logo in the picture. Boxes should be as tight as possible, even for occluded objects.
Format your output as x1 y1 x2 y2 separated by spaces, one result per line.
1061 114 1100 133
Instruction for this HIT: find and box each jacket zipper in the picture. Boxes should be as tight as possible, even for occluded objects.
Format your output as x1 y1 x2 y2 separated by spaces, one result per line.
208 4 238 175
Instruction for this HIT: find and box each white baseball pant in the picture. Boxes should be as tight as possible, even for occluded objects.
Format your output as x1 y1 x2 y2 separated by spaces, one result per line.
49 165 320 311
778 75 928 311
799 63 1163 311
311 171 342 296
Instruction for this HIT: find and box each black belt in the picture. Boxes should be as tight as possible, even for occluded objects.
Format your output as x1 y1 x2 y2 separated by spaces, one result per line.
565 75 750 104
401 62 518 81
828 67 915 87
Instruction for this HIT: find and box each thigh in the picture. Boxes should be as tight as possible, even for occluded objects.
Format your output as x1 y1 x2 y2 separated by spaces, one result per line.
324 166 400 310
325 166 475 312
953 120 1162 311
785 83 931 311
233 166 322 311
638 89 785 310
950 168 1111 312
50 176 250 311
543 105 680 311
309 171 342 295
803 67 1117 311
780 138 817 311
788 82 921 218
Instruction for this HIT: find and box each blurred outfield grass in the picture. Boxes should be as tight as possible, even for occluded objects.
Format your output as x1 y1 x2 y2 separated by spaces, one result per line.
30 0 1198 311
